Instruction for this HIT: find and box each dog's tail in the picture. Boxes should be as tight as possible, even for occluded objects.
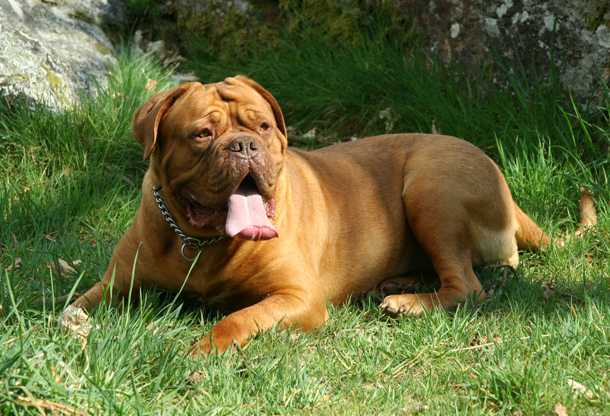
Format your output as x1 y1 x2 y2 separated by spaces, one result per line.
515 188 597 251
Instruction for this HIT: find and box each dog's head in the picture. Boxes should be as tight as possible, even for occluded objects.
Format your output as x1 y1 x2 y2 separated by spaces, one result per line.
132 76 287 240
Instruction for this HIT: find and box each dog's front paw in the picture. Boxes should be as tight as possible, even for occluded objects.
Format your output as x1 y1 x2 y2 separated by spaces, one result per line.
188 332 237 357
188 336 218 358
188 339 211 358
379 294 429 317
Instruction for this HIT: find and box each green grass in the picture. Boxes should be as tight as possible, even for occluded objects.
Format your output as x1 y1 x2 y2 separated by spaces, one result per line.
1 26 610 415
187 24 607 160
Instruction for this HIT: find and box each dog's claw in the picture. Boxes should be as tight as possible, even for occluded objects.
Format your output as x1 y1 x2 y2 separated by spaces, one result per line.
379 294 428 317
379 301 402 318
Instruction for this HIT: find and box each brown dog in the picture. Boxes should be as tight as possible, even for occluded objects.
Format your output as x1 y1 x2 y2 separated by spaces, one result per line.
70 76 595 354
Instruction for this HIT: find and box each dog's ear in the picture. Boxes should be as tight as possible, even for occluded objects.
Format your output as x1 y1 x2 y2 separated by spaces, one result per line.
132 83 194 161
231 76 287 138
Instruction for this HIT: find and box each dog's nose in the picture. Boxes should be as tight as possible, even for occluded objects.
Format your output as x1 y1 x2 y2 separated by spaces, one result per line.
229 136 259 157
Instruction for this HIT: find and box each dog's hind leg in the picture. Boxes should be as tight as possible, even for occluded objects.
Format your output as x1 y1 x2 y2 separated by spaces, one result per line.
379 247 485 317
369 272 438 298
380 195 488 316
379 148 510 316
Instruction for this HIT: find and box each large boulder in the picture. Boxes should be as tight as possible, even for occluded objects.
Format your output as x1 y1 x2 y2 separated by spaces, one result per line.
405 0 610 104
0 0 124 110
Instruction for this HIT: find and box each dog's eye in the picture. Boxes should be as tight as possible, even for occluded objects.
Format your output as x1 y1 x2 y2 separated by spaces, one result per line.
198 128 213 138
259 122 271 132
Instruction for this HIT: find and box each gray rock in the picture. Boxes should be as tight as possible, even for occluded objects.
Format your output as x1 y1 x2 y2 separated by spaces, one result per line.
403 0 610 105
176 0 252 16
0 0 122 110
54 0 126 27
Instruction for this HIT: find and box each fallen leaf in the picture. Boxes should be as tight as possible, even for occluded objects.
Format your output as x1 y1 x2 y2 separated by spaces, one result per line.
189 370 205 385
554 402 568 416
470 334 502 346
44 233 58 242
431 119 440 135
146 321 161 336
315 394 332 408
145 78 157 93
45 258 81 278
14 394 91 416
395 403 429 415
301 128 318 139
542 281 556 299
377 107 396 132
541 282 584 303
5 257 22 272
0 243 7 257
567 378 594 399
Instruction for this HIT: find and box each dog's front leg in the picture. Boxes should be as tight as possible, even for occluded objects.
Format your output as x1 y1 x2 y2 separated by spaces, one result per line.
70 230 144 311
190 291 329 355
70 263 142 311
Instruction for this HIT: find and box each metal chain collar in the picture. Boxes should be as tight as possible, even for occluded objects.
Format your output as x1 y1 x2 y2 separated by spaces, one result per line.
152 185 227 261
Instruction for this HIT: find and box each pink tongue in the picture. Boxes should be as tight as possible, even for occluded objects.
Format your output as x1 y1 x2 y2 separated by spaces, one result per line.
225 186 279 240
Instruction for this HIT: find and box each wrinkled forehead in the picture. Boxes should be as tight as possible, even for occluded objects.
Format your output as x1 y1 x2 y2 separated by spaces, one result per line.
169 81 274 120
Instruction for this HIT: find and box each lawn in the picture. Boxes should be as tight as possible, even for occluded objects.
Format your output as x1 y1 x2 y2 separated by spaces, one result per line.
1 23 609 415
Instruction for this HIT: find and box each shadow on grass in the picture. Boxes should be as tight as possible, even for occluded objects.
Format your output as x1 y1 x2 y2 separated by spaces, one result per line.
346 252 610 324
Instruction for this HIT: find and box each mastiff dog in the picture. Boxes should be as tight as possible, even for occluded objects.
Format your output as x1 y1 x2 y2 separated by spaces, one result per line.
71 76 595 354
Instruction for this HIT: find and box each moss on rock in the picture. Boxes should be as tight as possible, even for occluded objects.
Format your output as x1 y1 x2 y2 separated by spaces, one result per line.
125 0 412 65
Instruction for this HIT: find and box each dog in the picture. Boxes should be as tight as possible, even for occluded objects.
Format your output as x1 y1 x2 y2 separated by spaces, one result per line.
70 76 596 354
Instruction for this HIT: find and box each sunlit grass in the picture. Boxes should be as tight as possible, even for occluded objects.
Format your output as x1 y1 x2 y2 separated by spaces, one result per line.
1 28 609 415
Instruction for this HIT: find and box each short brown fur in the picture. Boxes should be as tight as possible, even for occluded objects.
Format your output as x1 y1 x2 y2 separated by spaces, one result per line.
71 76 595 354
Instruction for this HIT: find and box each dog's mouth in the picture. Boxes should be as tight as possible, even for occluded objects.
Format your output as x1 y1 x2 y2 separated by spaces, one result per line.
181 175 278 241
